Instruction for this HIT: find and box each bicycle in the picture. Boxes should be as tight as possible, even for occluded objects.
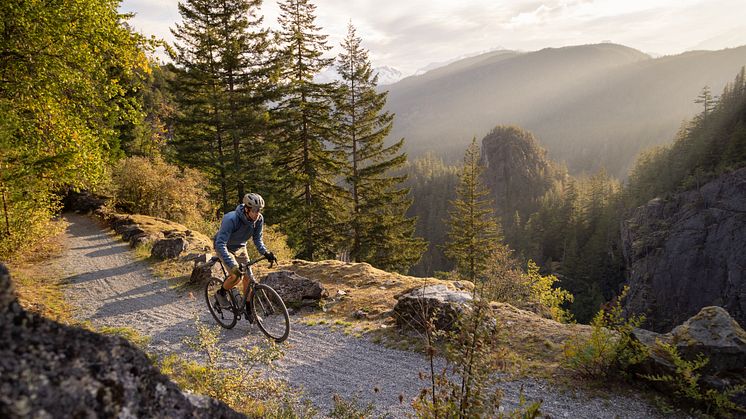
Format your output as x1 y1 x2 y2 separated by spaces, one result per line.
203 254 291 343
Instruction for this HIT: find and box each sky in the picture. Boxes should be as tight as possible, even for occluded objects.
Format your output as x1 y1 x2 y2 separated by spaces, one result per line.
119 0 746 76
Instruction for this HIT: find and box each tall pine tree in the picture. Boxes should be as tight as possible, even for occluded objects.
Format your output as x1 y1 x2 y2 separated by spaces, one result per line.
272 0 345 260
333 23 425 272
444 138 501 283
171 0 272 211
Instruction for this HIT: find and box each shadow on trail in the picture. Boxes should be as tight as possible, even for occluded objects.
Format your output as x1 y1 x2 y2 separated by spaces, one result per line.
85 243 130 258
100 280 172 301
91 285 175 319
64 262 144 284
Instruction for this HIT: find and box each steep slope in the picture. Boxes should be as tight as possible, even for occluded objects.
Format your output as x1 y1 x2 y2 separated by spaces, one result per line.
384 43 746 176
621 168 746 332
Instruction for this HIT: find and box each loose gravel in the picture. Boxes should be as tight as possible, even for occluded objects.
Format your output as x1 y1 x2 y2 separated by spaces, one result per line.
56 213 669 418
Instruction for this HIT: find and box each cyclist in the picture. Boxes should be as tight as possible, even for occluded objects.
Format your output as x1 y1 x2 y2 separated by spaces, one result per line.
214 193 277 307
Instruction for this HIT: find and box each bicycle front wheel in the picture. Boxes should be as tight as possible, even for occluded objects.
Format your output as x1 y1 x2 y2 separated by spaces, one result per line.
205 277 237 329
252 284 290 343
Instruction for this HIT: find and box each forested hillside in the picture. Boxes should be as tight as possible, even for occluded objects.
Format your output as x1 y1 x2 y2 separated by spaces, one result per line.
384 43 746 177
405 68 746 322
0 0 426 275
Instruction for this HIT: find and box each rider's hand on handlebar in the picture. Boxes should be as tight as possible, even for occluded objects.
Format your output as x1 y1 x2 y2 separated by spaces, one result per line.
265 251 277 265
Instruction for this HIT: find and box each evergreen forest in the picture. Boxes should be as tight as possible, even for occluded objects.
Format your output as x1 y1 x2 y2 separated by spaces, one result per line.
2 0 745 324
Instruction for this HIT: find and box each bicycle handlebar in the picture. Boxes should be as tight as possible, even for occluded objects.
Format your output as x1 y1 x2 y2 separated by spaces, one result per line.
241 254 274 270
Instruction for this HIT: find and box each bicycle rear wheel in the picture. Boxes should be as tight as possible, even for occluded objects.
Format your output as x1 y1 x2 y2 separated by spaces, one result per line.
205 278 237 329
252 284 290 343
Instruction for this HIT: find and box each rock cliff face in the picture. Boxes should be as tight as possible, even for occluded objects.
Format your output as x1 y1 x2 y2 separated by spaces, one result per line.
481 126 562 222
0 263 243 418
622 168 746 332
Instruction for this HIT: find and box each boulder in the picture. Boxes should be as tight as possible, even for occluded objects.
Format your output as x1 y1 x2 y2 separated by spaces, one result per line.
631 306 746 406
393 285 472 332
120 225 146 241
128 233 160 249
261 271 327 306
0 263 243 418
670 306 746 374
190 256 226 285
151 237 188 260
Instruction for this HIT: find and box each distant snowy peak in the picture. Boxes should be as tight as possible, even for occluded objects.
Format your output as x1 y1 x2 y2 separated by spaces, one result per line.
313 65 403 85
374 66 404 85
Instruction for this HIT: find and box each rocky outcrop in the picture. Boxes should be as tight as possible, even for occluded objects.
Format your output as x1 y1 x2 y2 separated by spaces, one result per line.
393 285 472 332
631 306 746 407
261 271 328 307
622 168 746 332
481 126 562 223
100 212 212 259
0 263 243 418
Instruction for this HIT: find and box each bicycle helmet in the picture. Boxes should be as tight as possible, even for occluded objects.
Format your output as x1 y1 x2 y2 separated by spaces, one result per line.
243 193 265 211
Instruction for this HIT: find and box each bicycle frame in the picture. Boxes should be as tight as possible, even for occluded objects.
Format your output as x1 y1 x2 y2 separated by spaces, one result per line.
216 255 271 321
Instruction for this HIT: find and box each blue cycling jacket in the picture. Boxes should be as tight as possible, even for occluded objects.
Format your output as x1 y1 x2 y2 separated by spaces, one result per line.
214 204 268 269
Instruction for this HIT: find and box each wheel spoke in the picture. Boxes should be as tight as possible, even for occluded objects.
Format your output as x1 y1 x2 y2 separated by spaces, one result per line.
252 284 290 342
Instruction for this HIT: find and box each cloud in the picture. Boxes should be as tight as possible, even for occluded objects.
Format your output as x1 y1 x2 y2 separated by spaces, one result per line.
119 0 746 75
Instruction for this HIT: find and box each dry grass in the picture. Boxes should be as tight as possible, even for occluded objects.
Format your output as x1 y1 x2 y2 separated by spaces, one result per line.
281 259 592 379
96 212 593 380
8 218 75 324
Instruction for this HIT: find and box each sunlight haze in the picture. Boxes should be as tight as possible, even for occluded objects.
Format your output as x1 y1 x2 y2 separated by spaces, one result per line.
121 0 746 74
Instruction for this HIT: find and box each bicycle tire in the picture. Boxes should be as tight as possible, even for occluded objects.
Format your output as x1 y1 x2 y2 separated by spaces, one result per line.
252 283 290 343
205 277 238 329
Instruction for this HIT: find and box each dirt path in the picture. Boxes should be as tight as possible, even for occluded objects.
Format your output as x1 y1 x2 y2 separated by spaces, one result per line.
56 213 665 418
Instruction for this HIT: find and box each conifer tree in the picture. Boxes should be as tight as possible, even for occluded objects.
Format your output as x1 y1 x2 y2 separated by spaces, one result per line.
171 0 272 211
333 23 425 272
444 138 501 283
272 0 345 260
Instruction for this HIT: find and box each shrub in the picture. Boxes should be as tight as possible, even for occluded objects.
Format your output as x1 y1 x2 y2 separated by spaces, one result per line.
111 156 213 227
641 342 746 418
0 188 62 261
159 320 315 417
483 246 573 323
562 286 647 379
329 394 375 418
413 297 543 418
524 261 574 323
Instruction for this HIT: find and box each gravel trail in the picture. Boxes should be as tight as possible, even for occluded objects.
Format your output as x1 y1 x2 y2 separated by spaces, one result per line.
57 213 666 418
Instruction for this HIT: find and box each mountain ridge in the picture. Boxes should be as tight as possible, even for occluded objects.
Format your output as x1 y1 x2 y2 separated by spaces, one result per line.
383 43 746 176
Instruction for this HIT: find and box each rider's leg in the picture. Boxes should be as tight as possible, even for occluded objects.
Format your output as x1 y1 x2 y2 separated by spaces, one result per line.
218 247 249 291
222 272 240 290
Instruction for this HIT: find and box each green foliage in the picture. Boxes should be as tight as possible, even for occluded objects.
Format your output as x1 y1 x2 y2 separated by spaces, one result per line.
444 138 501 284
160 320 316 417
333 23 426 273
481 247 573 323
270 0 346 260
404 154 459 276
328 394 375 418
0 0 150 260
524 261 574 323
170 0 274 211
522 170 623 323
414 299 543 418
111 156 213 227
626 67 746 208
562 287 647 379
640 342 746 418
120 63 177 157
